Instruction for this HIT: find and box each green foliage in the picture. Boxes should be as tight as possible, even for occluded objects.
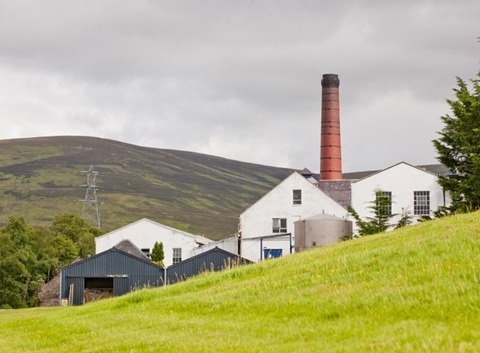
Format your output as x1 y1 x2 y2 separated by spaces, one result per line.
50 214 90 243
433 71 480 213
151 241 164 267
30 227 78 282
0 214 104 308
0 212 480 352
348 190 396 236
394 208 413 229
4 216 34 250
0 217 41 308
50 214 102 258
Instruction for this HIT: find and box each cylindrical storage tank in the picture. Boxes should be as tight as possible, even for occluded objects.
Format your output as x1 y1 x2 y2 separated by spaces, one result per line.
294 221 307 252
294 214 352 252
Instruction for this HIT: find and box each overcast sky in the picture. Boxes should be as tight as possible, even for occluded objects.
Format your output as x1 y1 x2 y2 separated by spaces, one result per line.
0 1 478 173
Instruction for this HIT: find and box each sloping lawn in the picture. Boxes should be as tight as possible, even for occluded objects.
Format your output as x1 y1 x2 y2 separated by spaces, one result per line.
1 212 479 352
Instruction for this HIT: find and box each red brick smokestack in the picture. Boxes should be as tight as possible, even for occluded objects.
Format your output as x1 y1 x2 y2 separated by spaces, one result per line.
320 73 342 180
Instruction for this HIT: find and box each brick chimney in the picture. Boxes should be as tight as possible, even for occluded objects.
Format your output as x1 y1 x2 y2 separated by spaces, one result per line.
320 73 342 180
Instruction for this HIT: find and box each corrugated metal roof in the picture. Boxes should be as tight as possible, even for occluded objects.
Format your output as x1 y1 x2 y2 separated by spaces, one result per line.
60 247 165 304
166 247 252 284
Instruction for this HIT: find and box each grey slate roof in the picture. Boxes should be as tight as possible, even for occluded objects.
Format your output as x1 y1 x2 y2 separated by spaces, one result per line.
112 239 150 260
341 163 449 181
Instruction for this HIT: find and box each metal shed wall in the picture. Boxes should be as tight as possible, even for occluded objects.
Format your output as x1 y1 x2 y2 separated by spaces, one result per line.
60 249 164 305
66 277 84 306
166 247 251 284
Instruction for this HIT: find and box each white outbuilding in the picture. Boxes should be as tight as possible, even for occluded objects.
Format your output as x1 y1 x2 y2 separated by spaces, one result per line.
95 218 213 267
350 162 450 227
237 162 450 260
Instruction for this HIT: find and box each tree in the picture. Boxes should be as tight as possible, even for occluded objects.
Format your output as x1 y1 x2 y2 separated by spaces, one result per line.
433 70 480 213
151 241 165 267
0 217 42 308
50 214 104 258
50 214 90 243
394 208 413 229
30 227 78 282
0 215 104 308
348 190 398 236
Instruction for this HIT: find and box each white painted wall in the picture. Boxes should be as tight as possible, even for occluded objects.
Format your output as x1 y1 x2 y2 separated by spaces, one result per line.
240 172 349 239
95 218 212 267
238 171 349 260
241 237 293 262
191 235 293 263
350 162 449 233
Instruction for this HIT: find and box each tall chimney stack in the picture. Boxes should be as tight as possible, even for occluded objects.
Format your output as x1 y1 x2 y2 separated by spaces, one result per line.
320 73 342 180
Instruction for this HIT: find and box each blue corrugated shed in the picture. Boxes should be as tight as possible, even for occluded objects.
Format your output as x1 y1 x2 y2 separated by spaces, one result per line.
166 247 252 284
60 243 164 305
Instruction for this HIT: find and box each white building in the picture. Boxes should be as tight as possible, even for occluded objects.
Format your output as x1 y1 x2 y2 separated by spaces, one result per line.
350 162 450 226
237 170 349 262
231 74 451 261
95 218 213 267
94 165 450 264
237 162 450 261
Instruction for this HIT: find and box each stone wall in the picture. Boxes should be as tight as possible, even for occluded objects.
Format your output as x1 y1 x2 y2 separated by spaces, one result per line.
38 275 61 307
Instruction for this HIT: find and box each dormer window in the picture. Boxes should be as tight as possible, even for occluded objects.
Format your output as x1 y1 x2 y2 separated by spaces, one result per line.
293 189 302 205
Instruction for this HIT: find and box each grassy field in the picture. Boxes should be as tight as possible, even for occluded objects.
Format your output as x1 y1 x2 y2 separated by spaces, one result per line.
1 212 479 352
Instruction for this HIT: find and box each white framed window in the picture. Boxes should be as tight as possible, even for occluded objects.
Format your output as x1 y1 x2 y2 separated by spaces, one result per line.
414 191 430 215
272 218 287 233
376 191 392 216
293 189 302 205
172 248 182 264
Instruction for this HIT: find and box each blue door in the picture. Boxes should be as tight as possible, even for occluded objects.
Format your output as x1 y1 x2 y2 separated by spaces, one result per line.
263 249 283 259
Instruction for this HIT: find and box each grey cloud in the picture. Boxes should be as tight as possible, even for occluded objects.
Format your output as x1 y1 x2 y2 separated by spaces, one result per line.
0 0 479 171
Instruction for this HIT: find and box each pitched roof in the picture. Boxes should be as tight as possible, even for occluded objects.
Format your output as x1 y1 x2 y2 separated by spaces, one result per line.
170 246 253 267
341 163 449 181
112 239 150 260
61 245 164 271
241 170 347 216
95 217 213 245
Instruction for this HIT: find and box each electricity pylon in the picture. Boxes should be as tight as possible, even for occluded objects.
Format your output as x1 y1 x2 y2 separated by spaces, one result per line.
81 165 102 229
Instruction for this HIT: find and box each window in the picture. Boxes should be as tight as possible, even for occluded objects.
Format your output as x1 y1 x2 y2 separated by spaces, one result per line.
141 248 151 258
263 249 283 259
414 191 430 215
376 191 392 216
272 218 287 233
172 248 182 264
293 189 302 205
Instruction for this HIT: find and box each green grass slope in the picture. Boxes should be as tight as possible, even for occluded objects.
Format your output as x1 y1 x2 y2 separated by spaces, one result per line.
0 136 293 239
1 212 479 352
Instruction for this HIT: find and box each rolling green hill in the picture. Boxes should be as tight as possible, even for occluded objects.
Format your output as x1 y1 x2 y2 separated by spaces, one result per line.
0 211 479 352
0 136 293 239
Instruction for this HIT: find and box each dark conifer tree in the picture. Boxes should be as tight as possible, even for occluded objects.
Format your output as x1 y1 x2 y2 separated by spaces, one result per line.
433 70 480 212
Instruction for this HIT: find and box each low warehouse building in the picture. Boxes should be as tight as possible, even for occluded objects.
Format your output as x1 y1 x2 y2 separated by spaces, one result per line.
60 240 164 305
167 247 252 284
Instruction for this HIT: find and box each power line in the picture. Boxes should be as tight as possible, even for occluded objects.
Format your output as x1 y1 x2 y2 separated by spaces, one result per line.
80 165 102 229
